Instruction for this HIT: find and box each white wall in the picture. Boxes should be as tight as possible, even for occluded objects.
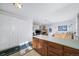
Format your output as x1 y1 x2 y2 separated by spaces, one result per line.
47 18 76 35
76 14 79 37
0 14 32 51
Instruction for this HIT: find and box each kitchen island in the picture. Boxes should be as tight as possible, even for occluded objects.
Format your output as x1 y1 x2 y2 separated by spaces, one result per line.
32 35 79 56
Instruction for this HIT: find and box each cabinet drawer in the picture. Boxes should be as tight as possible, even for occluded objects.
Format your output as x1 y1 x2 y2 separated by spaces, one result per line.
48 46 63 56
48 41 63 50
48 51 58 56
64 46 79 56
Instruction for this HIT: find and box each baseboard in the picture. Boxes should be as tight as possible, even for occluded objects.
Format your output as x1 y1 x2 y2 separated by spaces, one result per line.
0 41 32 56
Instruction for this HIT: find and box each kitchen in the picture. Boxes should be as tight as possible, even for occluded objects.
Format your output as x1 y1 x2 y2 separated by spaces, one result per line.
0 3 79 56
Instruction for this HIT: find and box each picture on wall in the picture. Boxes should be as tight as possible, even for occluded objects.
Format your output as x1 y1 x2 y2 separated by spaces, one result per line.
58 25 67 31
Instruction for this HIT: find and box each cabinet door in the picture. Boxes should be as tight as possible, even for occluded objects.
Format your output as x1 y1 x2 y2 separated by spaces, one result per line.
32 37 39 50
64 46 79 56
48 46 63 56
39 39 47 56
47 41 63 56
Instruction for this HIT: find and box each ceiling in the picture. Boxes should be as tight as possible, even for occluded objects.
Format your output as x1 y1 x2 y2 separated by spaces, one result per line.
0 3 79 24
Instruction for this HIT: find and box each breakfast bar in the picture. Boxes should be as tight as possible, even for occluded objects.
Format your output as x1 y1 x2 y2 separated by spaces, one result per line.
32 35 79 56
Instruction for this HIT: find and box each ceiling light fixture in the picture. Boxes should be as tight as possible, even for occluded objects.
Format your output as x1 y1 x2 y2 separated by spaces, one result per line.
13 3 23 8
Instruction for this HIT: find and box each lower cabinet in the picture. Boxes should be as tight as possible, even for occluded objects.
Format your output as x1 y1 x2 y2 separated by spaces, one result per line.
32 37 79 56
47 41 63 56
32 37 47 56
38 39 47 56
32 37 39 50
47 51 58 56
63 46 79 56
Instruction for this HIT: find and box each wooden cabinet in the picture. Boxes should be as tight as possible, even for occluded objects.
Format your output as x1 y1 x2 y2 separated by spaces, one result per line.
39 39 47 56
32 37 47 56
32 37 39 51
32 37 79 56
64 46 79 56
47 50 58 56
47 41 63 56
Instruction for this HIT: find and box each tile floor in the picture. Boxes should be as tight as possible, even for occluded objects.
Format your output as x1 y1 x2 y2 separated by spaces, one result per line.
11 49 41 56
24 50 40 56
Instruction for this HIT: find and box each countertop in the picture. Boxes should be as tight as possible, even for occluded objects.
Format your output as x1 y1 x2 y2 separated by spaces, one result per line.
33 35 79 50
